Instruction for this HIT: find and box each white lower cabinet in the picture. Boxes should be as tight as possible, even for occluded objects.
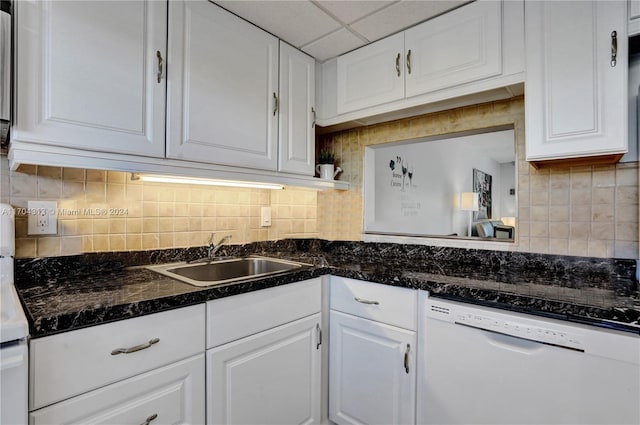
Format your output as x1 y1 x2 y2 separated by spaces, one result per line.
29 354 205 425
329 277 417 425
205 278 323 425
207 314 322 425
329 310 416 425
28 305 206 424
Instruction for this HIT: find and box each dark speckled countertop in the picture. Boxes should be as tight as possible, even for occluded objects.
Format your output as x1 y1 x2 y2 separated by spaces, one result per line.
15 239 640 337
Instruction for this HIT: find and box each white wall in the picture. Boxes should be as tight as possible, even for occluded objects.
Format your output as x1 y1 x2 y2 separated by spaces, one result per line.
364 129 515 237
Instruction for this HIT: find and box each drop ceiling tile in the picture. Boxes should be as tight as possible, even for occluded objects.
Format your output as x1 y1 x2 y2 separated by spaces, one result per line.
214 1 341 47
302 28 366 61
350 0 467 42
314 0 396 25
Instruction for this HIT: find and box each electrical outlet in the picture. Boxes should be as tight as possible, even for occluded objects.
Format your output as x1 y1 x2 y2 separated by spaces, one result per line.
27 201 58 235
260 207 271 227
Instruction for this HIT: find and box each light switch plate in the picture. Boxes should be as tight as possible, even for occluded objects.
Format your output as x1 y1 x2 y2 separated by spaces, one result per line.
260 207 271 227
27 201 58 235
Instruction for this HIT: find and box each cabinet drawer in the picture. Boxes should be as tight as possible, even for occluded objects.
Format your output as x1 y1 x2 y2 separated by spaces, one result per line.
30 354 205 425
330 277 417 330
207 278 321 348
30 304 205 410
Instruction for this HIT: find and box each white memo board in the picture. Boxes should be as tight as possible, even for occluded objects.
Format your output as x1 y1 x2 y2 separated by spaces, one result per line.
363 129 515 237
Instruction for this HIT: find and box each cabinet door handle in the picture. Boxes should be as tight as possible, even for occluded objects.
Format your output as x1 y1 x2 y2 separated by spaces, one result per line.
140 413 158 425
404 343 410 374
354 297 379 305
406 49 412 75
311 107 316 128
395 53 401 77
316 323 322 349
273 92 279 116
156 51 163 83
111 337 160 355
610 30 617 67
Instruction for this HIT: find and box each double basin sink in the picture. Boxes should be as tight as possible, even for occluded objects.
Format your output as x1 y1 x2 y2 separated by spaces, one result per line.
147 256 310 287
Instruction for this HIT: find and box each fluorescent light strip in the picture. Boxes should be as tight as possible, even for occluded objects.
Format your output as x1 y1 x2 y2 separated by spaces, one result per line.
132 174 284 190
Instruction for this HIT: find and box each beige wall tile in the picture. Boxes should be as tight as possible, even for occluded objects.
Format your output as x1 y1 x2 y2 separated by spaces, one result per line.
548 238 569 255
93 235 109 251
616 167 637 186
616 186 638 205
63 168 85 181
592 204 614 222
549 222 569 239
15 238 36 258
86 170 106 182
549 189 569 206
568 239 588 256
109 235 126 251
592 169 615 187
37 237 61 257
126 234 142 250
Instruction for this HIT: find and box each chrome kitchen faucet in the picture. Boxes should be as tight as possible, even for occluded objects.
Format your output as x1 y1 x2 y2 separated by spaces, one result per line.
189 233 233 263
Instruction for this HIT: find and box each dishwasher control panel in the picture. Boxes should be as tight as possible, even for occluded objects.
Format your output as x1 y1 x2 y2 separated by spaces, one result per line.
427 299 585 351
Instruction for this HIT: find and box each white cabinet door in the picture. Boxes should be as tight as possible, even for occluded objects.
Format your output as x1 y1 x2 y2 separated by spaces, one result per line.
278 42 316 175
167 0 279 170
405 0 502 97
329 310 416 425
30 355 205 425
337 33 405 114
14 0 166 157
207 313 322 425
525 1 628 162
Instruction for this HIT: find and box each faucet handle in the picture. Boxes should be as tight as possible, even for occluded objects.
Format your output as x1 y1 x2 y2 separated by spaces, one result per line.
208 232 216 245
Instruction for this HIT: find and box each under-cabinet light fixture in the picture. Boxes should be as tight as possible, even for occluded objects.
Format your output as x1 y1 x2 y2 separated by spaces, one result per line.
131 173 285 190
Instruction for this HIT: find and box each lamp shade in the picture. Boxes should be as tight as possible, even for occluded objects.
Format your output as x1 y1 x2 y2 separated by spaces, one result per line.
460 192 479 211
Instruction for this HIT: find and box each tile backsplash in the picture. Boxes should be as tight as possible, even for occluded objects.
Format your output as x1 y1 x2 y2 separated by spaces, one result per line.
0 159 318 258
318 96 639 259
2 96 638 259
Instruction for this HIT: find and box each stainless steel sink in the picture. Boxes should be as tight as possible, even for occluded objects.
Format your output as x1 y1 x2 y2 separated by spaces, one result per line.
146 256 309 287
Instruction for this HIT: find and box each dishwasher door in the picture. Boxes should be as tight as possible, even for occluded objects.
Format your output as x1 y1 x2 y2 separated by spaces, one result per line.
418 296 640 425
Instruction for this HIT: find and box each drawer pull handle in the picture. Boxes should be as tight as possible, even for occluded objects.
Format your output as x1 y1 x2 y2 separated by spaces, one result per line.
316 323 322 350
111 338 160 355
273 92 279 116
610 30 617 67
404 343 410 374
395 53 401 77
156 51 163 83
354 297 379 305
141 413 158 425
406 49 412 74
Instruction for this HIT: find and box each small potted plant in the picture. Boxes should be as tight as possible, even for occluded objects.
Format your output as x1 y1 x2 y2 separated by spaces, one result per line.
316 149 342 180
318 149 335 165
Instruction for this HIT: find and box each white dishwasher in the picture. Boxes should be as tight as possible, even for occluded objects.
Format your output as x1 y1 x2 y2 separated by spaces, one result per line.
417 294 640 425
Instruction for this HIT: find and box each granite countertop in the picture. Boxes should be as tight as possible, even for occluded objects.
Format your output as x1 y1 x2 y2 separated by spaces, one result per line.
15 240 640 337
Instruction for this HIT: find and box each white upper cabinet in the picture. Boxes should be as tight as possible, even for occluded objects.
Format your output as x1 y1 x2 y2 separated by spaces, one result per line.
13 0 167 157
167 0 279 170
337 33 405 115
404 0 502 97
525 1 628 163
278 42 316 176
326 1 522 126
